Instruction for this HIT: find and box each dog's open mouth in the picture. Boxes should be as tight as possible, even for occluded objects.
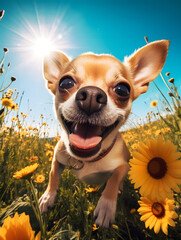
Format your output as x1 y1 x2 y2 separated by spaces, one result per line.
61 115 119 158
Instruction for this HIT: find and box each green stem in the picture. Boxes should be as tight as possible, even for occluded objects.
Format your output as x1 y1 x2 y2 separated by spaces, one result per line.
153 81 174 112
27 179 46 240
125 218 133 240
159 72 179 105
0 64 10 90
112 229 125 240
0 52 5 66
0 80 13 92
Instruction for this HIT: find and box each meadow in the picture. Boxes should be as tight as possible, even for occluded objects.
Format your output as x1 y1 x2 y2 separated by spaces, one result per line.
0 40 181 239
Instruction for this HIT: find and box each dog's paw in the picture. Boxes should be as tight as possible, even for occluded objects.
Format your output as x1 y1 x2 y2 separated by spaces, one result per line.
94 196 117 228
39 191 57 213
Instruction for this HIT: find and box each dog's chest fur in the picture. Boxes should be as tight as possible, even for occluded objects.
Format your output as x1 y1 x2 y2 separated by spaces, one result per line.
56 132 129 186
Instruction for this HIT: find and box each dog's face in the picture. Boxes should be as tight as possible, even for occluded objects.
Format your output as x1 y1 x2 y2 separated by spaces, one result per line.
43 40 169 161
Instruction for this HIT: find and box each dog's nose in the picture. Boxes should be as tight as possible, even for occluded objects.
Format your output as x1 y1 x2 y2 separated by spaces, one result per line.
76 86 107 115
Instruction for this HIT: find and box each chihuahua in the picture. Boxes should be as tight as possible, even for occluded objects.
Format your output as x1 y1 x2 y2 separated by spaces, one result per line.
39 40 169 227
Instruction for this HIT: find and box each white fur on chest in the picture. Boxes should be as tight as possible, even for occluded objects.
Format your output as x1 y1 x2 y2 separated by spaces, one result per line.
55 134 127 186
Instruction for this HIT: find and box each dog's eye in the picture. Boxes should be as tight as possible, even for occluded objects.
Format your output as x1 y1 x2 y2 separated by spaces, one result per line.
114 83 130 100
59 77 75 90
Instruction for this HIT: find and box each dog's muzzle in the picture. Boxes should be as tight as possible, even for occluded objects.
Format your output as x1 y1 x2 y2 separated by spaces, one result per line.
61 86 120 158
76 86 107 115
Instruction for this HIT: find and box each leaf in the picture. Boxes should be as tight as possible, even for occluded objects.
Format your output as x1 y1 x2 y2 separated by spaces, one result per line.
0 195 39 232
49 224 79 240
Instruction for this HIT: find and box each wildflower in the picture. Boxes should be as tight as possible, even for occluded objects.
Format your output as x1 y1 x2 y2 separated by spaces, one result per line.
29 156 39 162
92 224 99 231
129 136 181 201
150 100 158 108
11 116 18 122
45 143 54 150
168 78 174 83
130 208 136 214
112 224 119 229
13 163 39 179
42 122 47 126
34 174 45 183
1 98 13 108
138 197 178 235
85 186 99 193
155 129 162 136
0 212 41 240
11 103 19 110
46 150 53 157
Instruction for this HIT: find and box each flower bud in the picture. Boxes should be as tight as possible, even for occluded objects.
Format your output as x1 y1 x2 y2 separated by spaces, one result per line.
11 76 16 82
3 47 8 53
0 10 5 20
168 92 174 97
168 78 174 83
165 72 170 76
144 36 149 43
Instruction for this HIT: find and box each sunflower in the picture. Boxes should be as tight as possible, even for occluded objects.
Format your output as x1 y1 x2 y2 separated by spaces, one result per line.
150 100 158 107
0 212 41 240
138 197 178 235
129 136 181 201
1 98 13 108
34 174 45 183
13 163 39 179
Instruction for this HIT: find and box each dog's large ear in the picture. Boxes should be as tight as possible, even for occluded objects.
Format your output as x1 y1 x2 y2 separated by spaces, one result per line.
125 40 170 99
43 51 70 94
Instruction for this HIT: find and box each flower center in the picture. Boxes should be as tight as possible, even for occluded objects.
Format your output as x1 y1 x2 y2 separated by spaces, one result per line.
147 157 167 179
152 202 165 218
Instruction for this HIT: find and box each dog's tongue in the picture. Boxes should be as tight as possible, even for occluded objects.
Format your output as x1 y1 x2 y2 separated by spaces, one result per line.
69 123 102 149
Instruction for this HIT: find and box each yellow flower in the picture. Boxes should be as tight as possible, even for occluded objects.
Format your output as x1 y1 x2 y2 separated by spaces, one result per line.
13 163 39 179
138 197 178 235
129 136 181 201
130 208 136 214
11 116 18 122
85 186 100 193
112 224 119 229
11 103 19 110
42 122 47 126
0 212 41 240
29 156 39 162
150 100 158 107
46 150 53 157
34 174 45 183
92 224 99 231
1 98 13 108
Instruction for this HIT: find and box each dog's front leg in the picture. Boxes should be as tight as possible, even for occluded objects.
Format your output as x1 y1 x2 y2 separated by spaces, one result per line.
39 150 65 213
94 162 129 228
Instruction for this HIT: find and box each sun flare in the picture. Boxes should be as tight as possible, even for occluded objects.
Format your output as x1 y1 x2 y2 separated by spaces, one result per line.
33 36 54 57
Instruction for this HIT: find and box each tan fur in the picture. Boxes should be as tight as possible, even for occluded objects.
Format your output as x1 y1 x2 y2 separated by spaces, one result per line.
39 40 169 227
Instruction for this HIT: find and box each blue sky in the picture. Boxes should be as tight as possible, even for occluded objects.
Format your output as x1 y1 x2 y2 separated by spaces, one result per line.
0 0 181 133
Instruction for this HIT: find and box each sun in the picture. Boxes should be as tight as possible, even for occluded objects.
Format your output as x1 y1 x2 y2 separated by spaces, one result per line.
9 8 72 64
33 36 54 58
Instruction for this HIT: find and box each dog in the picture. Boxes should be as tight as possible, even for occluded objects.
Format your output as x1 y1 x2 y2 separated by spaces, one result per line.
39 40 169 227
